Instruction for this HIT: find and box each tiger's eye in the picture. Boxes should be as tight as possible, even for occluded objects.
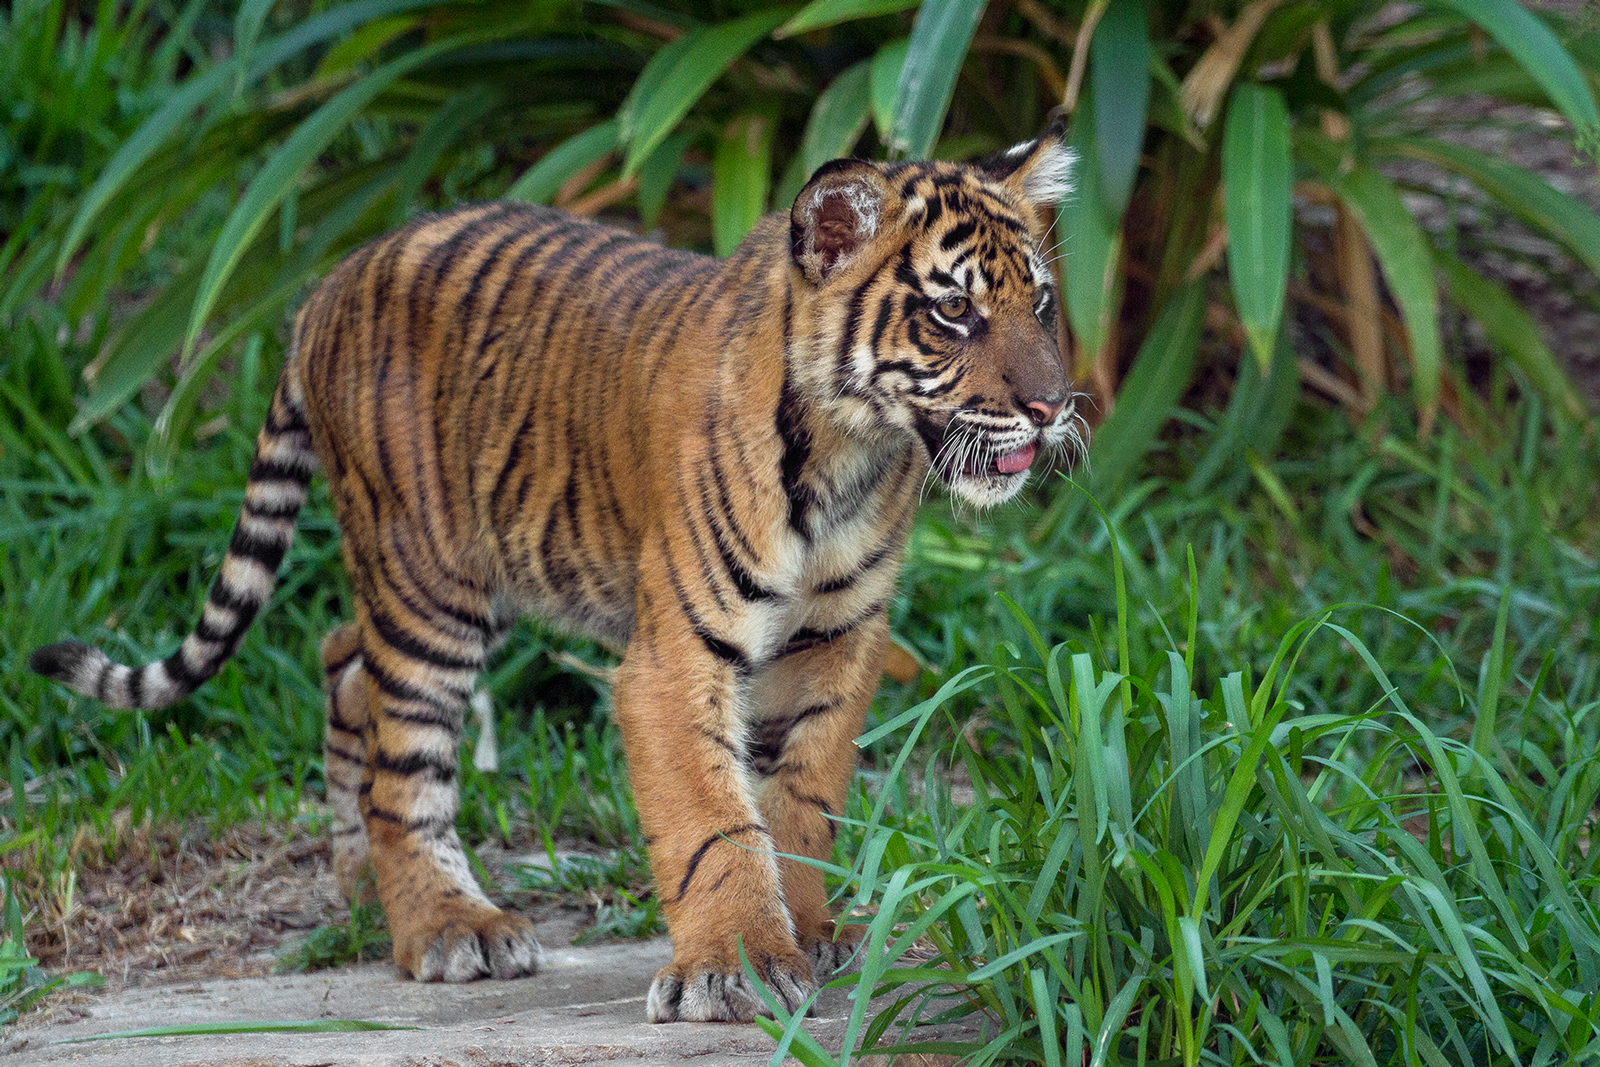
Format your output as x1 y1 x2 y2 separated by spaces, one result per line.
936 295 969 320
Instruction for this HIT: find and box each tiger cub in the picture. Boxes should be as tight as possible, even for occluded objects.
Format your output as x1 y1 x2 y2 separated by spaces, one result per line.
32 119 1080 1022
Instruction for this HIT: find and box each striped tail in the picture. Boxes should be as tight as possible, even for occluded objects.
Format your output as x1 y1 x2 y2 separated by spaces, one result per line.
29 374 317 709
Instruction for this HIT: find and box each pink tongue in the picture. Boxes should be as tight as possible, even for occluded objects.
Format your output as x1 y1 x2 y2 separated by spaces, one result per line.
995 441 1037 475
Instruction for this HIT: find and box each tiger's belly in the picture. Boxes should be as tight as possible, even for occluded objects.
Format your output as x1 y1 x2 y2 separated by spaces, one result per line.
493 486 641 650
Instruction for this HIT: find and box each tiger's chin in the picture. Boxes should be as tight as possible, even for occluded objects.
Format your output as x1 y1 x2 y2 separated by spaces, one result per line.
938 438 1040 509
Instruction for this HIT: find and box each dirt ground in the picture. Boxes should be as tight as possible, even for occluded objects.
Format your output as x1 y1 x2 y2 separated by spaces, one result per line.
20 817 590 1003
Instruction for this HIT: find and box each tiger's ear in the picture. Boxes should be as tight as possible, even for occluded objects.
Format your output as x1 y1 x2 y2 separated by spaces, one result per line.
790 159 887 286
978 115 1075 206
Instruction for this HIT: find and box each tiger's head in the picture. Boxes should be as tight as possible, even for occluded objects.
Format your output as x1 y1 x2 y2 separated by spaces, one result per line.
787 117 1084 509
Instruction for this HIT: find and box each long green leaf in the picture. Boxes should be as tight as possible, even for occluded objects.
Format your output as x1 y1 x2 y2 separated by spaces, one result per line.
1299 132 1442 430
57 0 443 274
775 0 917 38
1431 0 1600 145
184 32 486 355
1434 248 1587 417
869 39 909 141
635 129 695 229
230 0 276 97
505 119 621 204
618 9 790 177
1222 83 1291 371
774 58 871 208
1089 0 1150 215
1370 136 1600 280
888 0 984 158
56 1020 420 1042
712 110 777 256
1060 93 1123 371
1085 281 1204 493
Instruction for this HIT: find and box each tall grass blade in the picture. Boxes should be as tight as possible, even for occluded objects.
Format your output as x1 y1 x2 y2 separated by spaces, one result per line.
869 39 908 141
1060 93 1123 373
56 0 441 274
1371 136 1600 279
1434 250 1589 416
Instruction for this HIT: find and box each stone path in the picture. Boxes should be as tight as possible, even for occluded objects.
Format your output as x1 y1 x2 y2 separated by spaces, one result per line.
5 921 981 1066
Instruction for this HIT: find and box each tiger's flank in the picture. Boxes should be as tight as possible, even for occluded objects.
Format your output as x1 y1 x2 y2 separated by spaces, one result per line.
32 119 1084 1023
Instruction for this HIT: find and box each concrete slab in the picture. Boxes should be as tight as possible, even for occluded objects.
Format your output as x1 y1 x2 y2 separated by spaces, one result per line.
5 923 983 1066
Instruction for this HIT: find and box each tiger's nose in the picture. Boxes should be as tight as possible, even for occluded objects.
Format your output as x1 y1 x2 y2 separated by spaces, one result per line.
1022 395 1067 426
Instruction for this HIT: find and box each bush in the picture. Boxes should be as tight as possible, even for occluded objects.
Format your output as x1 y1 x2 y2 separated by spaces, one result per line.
13 0 1598 463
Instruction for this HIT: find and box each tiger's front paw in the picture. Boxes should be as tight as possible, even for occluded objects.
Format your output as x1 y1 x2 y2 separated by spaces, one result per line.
647 949 815 1022
392 903 542 982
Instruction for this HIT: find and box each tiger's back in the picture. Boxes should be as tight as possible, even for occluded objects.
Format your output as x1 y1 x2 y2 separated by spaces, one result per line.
298 203 711 648
33 122 1082 1022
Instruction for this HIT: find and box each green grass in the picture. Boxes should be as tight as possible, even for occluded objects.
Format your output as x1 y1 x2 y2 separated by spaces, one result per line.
274 898 392 974
762 509 1600 1065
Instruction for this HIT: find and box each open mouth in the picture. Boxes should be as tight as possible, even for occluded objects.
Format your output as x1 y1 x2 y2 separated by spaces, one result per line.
948 439 1037 480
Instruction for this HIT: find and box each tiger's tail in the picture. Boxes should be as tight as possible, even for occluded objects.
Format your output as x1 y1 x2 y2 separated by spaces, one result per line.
30 369 317 709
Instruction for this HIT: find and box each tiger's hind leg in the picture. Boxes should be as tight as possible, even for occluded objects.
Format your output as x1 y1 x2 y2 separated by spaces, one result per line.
349 569 541 983
321 624 373 900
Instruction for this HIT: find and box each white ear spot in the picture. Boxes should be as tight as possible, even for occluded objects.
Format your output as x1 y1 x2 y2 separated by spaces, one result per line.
1020 144 1076 205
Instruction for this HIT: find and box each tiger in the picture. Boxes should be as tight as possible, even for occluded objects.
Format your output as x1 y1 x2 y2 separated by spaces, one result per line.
31 117 1080 1023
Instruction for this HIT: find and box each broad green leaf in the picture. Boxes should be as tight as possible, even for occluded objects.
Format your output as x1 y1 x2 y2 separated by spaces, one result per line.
73 263 204 436
888 0 984 158
57 0 444 274
1370 136 1600 280
712 111 777 256
775 0 917 38
635 129 695 229
1434 248 1587 417
774 58 872 207
1089 0 1150 215
1431 0 1600 144
869 38 909 140
185 32 488 355
1085 281 1204 493
618 9 791 177
505 120 621 204
1222 83 1291 371
1299 132 1442 431
1060 93 1123 370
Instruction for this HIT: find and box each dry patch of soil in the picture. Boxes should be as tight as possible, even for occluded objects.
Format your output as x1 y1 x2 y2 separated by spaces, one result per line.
26 819 349 994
